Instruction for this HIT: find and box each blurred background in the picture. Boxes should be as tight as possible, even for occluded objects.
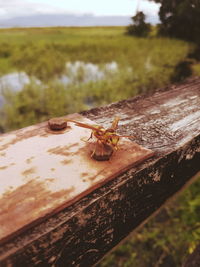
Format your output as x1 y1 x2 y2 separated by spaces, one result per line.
0 0 199 266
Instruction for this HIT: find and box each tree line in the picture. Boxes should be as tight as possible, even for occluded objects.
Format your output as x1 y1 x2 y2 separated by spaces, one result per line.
127 0 200 44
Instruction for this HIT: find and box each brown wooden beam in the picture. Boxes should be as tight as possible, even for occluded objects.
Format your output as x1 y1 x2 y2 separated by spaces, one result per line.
0 77 200 266
182 244 200 267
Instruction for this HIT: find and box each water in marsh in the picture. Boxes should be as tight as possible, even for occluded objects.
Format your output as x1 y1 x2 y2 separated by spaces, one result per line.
0 72 30 91
60 61 119 84
0 72 40 107
0 61 120 107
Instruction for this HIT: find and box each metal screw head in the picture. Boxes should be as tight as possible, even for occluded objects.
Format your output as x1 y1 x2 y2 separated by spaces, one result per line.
48 118 67 131
91 143 113 161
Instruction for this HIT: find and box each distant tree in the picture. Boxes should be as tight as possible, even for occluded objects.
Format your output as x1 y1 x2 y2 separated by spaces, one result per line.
127 11 151 37
149 0 200 43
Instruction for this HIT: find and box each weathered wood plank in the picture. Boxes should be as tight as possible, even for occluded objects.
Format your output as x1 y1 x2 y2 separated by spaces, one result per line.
0 77 200 266
0 114 153 242
182 244 200 267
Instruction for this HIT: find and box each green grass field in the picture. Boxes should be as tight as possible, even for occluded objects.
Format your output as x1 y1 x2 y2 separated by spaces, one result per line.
0 27 192 81
0 27 199 266
0 27 194 130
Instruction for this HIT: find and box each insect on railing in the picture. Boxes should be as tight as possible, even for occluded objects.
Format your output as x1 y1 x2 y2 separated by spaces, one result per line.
58 117 135 160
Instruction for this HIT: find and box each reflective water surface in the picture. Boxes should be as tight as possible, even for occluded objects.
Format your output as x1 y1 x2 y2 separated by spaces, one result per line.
0 61 122 107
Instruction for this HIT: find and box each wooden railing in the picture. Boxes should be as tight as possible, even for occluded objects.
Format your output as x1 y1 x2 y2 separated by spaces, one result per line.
0 77 200 266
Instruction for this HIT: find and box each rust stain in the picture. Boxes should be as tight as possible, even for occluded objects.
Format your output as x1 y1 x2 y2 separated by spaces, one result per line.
0 144 10 152
66 143 79 149
26 156 35 164
0 125 50 152
51 187 75 199
0 166 8 170
88 174 100 182
47 146 72 157
22 167 36 176
0 179 75 241
51 168 55 172
15 126 49 141
26 158 32 164
81 172 89 177
0 114 82 152
0 152 6 157
46 178 55 182
60 159 72 165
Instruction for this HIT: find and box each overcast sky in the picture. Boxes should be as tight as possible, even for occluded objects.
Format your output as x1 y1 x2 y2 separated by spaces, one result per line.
0 0 160 19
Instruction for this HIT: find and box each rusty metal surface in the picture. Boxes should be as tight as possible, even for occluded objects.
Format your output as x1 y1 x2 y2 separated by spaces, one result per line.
0 114 154 242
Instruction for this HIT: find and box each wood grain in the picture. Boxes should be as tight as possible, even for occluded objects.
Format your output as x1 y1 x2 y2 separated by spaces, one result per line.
0 77 200 267
0 114 153 242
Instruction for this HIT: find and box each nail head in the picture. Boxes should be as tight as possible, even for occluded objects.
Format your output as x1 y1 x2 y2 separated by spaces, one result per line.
91 143 113 161
48 118 67 131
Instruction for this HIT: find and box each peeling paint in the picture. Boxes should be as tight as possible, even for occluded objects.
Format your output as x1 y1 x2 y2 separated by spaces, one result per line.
22 167 36 177
170 111 200 132
0 166 8 170
152 170 161 182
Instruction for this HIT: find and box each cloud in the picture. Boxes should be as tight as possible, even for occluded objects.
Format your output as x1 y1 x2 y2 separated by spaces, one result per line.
140 0 160 17
0 0 69 19
135 0 160 24
0 0 160 22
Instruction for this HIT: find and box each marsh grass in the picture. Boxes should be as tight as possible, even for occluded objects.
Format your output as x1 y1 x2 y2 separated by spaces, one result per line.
0 27 194 131
0 27 192 82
